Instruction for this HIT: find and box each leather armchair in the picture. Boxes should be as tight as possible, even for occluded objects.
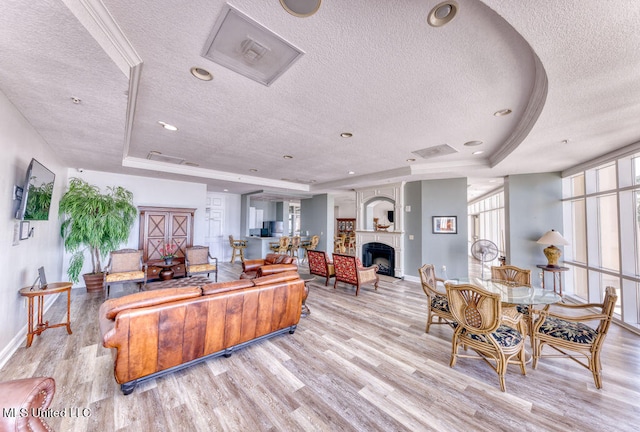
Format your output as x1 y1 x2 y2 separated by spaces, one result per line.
0 377 56 432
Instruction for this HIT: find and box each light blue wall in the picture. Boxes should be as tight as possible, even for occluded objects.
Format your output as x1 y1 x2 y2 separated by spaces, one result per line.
301 194 334 252
504 172 564 276
404 181 424 278
421 178 469 279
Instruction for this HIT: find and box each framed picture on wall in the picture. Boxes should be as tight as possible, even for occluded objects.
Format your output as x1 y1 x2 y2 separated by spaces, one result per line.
432 216 457 234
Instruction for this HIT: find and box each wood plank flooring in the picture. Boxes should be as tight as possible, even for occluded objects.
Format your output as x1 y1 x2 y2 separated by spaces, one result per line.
2 262 640 431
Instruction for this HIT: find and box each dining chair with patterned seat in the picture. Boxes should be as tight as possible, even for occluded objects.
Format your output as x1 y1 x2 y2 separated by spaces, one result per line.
270 236 290 254
491 265 531 286
301 235 319 263
418 264 455 333
532 286 618 389
445 282 527 392
491 264 532 335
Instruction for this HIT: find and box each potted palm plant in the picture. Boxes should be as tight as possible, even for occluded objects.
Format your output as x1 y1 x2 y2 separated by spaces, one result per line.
59 178 137 292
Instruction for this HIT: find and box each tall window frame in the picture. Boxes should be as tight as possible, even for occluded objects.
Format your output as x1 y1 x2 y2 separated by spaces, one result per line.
563 155 640 331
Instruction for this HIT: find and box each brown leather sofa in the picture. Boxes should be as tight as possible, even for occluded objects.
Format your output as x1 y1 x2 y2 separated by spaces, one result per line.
240 253 298 279
0 377 56 432
99 271 304 395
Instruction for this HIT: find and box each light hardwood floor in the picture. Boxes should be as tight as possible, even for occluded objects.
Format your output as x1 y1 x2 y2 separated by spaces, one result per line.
1 262 639 431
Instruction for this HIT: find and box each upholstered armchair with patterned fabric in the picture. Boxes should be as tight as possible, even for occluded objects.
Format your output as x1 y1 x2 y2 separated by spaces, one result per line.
186 245 218 282
445 282 527 392
0 377 56 432
307 250 335 286
332 253 378 296
104 249 147 298
532 286 617 389
418 264 455 333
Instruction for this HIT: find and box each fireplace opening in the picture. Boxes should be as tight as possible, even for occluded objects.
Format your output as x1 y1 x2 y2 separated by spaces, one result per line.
362 242 395 277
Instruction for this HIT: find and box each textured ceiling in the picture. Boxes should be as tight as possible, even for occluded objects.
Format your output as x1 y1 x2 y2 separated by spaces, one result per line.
2 0 640 201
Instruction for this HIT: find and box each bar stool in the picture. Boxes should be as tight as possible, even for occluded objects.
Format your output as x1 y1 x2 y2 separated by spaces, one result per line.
228 235 247 263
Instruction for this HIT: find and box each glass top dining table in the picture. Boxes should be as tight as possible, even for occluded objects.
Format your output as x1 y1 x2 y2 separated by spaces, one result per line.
444 277 563 306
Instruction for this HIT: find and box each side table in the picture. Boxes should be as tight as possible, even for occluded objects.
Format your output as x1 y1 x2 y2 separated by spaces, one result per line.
299 274 314 317
19 282 72 348
536 265 569 296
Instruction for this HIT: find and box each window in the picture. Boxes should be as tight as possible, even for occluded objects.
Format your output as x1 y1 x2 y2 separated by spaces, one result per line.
564 156 640 330
468 191 504 277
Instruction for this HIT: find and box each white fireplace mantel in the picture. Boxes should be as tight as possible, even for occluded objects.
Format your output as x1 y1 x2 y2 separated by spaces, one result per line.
355 182 405 277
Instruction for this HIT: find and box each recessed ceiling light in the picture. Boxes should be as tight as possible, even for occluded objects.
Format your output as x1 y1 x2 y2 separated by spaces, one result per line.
280 0 321 17
493 109 512 117
464 140 483 147
406 158 416 162
348 171 355 175
249 168 258 172
71 97 81 104
158 121 178 131
428 1 458 27
190 67 213 81
472 150 484 155
561 139 569 144
340 132 353 138
283 155 294 159
223 189 229 192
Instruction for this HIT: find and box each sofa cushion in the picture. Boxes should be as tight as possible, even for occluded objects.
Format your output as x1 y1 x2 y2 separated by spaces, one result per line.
103 287 202 320
202 279 255 295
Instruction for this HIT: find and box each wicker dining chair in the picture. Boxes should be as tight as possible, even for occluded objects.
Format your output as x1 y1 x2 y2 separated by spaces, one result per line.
491 264 532 335
418 264 455 333
532 286 618 389
445 282 527 392
301 235 319 263
270 236 290 254
491 265 531 285
289 235 301 259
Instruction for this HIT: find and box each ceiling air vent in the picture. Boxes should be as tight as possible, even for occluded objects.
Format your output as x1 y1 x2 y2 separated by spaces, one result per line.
202 4 304 86
146 151 199 167
412 144 458 159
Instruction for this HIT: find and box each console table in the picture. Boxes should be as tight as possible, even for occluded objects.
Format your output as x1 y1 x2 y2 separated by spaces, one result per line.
536 265 569 296
19 282 72 348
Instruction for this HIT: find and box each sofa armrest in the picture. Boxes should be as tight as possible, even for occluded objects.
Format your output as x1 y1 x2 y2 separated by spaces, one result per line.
0 377 55 432
257 263 299 277
242 259 265 272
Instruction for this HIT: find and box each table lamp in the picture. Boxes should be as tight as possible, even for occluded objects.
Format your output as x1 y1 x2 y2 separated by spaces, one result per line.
537 229 569 268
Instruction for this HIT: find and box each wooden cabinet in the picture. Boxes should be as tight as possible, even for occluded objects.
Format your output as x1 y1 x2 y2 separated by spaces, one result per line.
336 218 356 235
138 206 195 262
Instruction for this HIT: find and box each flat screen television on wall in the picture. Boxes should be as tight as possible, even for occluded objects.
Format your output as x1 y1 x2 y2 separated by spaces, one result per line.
15 158 55 221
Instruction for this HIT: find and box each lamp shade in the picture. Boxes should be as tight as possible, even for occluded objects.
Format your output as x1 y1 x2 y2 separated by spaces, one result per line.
537 229 569 246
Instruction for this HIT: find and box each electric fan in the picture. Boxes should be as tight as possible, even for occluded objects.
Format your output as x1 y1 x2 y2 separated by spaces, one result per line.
470 239 499 279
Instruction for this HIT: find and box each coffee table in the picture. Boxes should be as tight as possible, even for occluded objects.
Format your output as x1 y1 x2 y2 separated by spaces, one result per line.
144 276 213 291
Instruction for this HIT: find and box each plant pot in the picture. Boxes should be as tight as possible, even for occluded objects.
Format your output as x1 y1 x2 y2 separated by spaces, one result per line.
83 272 104 293
164 257 174 265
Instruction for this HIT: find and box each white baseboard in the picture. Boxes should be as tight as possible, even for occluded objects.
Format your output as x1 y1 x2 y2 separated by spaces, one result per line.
0 293 60 370
403 274 420 283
